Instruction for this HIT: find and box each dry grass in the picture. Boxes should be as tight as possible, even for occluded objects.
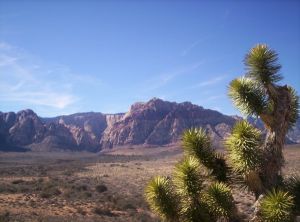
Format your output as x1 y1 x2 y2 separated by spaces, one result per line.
0 144 299 221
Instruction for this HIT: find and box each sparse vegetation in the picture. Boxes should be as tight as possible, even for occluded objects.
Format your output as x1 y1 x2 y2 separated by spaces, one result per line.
0 149 180 221
145 44 300 221
96 184 108 193
0 144 299 221
93 207 115 217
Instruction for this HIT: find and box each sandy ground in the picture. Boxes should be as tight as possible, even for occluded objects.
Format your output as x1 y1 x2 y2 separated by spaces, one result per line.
0 144 299 221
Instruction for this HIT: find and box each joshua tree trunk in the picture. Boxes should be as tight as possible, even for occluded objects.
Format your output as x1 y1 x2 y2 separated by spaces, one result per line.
261 85 291 189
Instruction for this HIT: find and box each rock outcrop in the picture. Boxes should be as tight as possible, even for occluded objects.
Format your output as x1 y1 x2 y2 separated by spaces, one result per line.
0 98 299 152
100 98 235 148
0 111 109 152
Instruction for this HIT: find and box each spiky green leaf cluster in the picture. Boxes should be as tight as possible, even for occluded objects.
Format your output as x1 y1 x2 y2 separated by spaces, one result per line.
174 157 212 222
145 176 178 221
225 121 262 174
228 77 268 116
182 128 229 182
204 182 236 219
180 198 213 222
179 197 211 222
146 132 235 222
245 44 282 85
287 86 299 127
260 189 294 222
182 128 215 167
284 176 300 214
173 156 207 197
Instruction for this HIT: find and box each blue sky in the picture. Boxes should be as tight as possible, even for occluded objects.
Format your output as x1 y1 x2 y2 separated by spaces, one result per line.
0 0 299 117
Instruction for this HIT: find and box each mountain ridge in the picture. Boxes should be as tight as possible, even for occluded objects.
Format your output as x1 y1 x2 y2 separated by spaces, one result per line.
0 98 299 152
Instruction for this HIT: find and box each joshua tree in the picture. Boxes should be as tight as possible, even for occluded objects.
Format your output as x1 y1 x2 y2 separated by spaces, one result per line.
145 44 299 222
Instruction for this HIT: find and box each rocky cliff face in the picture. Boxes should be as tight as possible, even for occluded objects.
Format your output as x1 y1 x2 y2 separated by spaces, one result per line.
0 98 299 152
0 111 109 152
0 110 45 151
40 112 108 151
100 98 236 148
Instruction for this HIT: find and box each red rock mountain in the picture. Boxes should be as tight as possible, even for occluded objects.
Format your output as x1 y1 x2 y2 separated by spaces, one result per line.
100 98 235 148
0 98 299 152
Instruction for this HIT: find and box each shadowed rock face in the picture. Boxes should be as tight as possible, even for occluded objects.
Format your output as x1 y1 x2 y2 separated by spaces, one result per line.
0 110 45 146
39 112 109 152
0 111 109 152
0 98 299 152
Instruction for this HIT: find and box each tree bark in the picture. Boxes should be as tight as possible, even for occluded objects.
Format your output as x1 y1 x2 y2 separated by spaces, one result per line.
261 85 291 188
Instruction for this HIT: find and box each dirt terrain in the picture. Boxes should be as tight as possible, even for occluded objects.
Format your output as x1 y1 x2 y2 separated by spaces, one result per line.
0 145 299 222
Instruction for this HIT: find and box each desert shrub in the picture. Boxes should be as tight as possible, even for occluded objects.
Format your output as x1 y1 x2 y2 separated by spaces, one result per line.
73 184 88 191
0 211 10 222
40 188 61 198
96 184 107 193
114 197 137 211
84 191 92 198
37 178 44 183
40 184 61 198
0 183 17 193
93 207 115 217
123 202 136 210
11 179 25 184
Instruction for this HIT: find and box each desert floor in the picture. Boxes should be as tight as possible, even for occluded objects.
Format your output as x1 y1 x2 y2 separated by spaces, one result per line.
0 144 299 222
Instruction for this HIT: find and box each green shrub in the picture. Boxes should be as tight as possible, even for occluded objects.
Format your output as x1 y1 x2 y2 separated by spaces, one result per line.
260 189 294 222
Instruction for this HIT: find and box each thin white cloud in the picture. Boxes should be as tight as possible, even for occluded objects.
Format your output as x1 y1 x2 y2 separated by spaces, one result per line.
0 54 18 66
0 41 100 112
0 42 12 50
45 64 104 86
206 95 225 101
196 94 226 105
181 39 205 57
192 75 227 88
144 61 205 92
0 91 77 109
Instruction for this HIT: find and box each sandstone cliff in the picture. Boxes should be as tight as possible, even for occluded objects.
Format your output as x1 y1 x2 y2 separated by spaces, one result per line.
100 98 235 148
0 98 299 152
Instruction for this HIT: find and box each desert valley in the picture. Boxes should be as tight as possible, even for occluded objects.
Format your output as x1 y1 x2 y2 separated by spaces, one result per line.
1 1 300 221
0 144 300 222
0 98 300 221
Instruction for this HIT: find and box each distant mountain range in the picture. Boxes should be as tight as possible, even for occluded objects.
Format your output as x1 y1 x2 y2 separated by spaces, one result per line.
0 98 299 152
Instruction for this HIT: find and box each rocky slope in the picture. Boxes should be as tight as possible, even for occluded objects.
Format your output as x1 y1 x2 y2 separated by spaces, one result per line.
100 98 235 148
0 110 109 152
0 98 299 152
